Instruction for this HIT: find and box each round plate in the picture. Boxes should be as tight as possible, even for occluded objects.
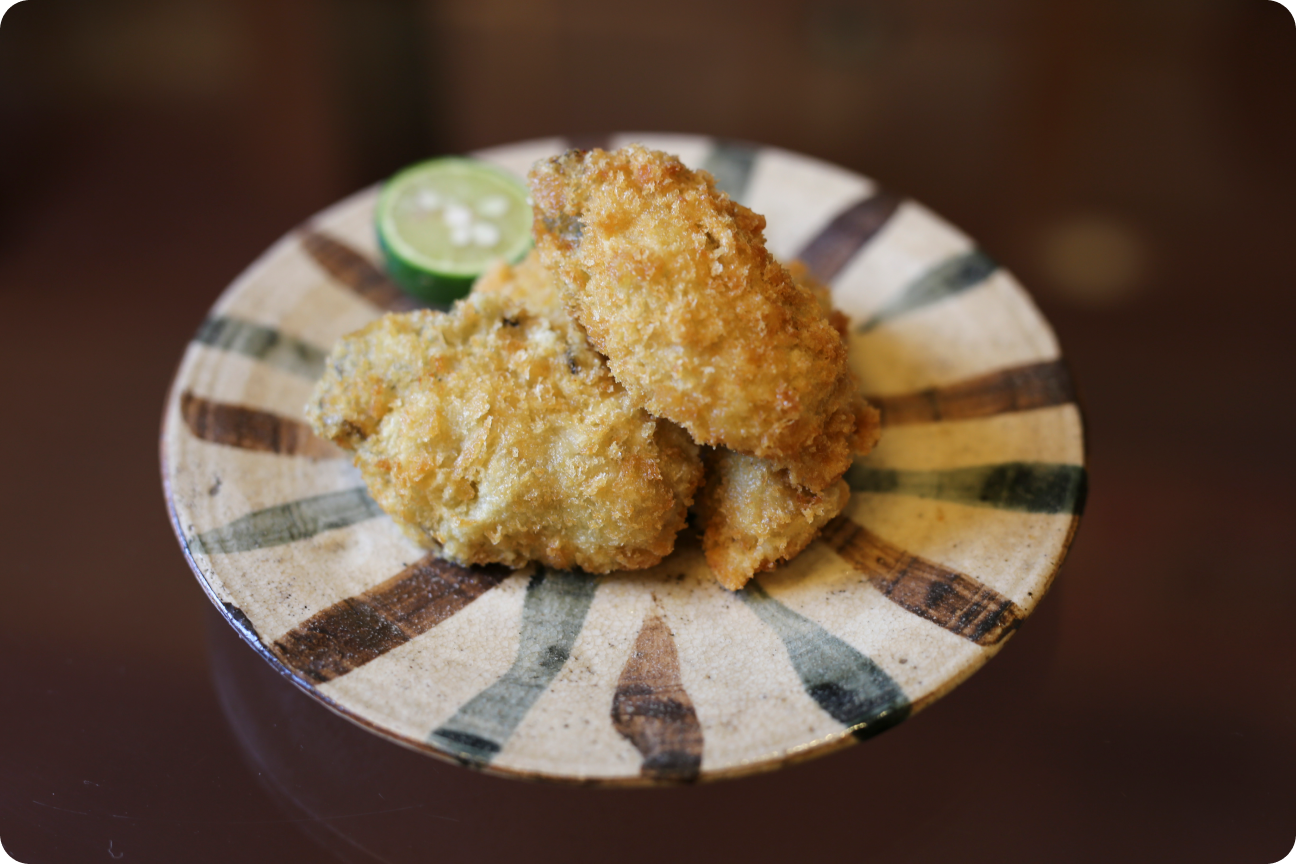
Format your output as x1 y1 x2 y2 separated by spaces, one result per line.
161 133 1086 784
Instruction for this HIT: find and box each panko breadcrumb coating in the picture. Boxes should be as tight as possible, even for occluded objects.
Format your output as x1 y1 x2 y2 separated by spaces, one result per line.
694 261 879 590
528 145 875 492
696 449 851 591
307 290 703 573
789 259 851 339
472 248 878 589
472 246 568 321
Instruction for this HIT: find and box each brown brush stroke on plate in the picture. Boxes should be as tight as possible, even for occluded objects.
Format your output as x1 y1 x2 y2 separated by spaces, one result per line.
180 390 340 459
822 517 1024 646
795 190 903 282
299 230 422 312
272 555 510 683
865 359 1076 427
611 611 704 782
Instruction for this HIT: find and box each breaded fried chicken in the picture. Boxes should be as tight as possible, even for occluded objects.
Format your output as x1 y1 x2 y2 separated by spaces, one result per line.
307 290 703 573
528 145 875 492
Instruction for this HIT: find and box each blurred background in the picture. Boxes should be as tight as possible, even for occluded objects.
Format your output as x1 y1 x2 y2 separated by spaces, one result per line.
1 0 1293 861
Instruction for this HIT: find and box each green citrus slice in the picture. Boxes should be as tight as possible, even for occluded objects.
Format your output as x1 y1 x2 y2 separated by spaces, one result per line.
376 157 533 305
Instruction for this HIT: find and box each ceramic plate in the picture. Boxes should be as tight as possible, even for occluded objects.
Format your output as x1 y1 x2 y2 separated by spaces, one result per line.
162 133 1086 784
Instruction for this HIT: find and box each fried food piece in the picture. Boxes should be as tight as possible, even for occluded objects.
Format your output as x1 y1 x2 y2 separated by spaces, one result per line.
307 290 703 573
477 249 874 589
788 259 850 339
696 449 850 591
694 261 879 590
472 247 568 321
528 144 874 491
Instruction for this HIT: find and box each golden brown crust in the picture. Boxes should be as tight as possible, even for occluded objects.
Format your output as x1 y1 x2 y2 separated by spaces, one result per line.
472 248 569 321
693 260 881 590
787 259 851 339
696 449 850 591
306 288 703 573
528 145 872 491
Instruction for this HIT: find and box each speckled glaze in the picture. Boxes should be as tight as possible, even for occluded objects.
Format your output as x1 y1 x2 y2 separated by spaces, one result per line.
161 134 1086 784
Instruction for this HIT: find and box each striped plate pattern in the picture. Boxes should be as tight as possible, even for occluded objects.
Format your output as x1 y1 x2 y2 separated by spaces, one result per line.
161 134 1085 783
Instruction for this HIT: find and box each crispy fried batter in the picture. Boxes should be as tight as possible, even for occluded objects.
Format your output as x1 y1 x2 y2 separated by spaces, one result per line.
694 260 880 590
696 449 850 591
472 247 568 321
528 145 874 491
307 289 703 573
788 259 851 339
476 249 876 588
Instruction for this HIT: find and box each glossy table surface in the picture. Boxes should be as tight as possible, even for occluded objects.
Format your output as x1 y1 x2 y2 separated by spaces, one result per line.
1 1 1293 861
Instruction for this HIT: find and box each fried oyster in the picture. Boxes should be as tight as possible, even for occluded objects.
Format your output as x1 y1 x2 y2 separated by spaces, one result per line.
307 286 703 573
471 245 568 320
694 261 879 589
528 144 876 492
475 248 874 589
696 448 851 591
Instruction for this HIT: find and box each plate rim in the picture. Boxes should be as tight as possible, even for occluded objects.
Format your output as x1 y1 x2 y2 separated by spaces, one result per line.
159 132 1087 785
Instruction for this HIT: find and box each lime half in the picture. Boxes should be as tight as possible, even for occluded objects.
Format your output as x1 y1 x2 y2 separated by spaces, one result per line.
376 157 533 305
